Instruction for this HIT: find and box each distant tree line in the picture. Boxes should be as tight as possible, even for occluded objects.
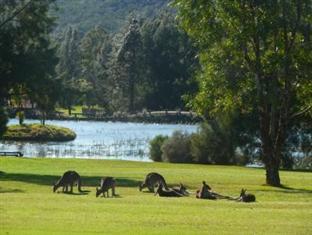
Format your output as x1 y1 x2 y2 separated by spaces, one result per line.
54 13 198 114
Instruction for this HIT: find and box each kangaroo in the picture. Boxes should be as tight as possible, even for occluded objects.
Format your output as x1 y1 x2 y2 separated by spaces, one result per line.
139 172 169 192
196 181 216 200
239 188 256 202
53 170 82 193
173 183 189 196
154 183 183 197
96 177 116 198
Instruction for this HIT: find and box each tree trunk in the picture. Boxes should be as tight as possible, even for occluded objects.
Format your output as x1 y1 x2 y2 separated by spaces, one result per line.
259 104 282 187
68 106 72 116
265 165 280 186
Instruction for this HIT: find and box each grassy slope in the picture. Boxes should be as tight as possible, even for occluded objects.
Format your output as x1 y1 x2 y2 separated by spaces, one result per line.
0 158 311 235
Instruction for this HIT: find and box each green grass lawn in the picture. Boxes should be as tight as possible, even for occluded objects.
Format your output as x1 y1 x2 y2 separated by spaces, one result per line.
0 158 311 235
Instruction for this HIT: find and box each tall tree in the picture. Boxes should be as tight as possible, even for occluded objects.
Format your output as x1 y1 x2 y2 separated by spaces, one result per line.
56 26 84 114
79 26 112 108
141 13 198 110
117 18 144 112
173 0 312 186
0 0 59 124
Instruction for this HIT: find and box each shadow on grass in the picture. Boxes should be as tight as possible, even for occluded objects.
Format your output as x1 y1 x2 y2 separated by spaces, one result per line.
0 171 141 188
256 184 312 194
0 187 24 193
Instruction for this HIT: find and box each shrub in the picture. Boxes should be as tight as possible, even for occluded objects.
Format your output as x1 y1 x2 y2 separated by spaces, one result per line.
149 135 168 162
161 131 192 163
190 121 235 165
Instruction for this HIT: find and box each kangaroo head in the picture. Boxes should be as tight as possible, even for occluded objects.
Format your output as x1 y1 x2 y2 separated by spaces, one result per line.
96 187 100 197
240 188 246 196
138 182 143 191
53 183 57 193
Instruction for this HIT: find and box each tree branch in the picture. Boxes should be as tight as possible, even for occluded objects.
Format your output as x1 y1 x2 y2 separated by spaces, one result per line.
0 0 33 29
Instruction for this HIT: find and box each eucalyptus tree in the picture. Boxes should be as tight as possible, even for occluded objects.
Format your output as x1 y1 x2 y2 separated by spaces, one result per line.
141 13 198 110
117 18 144 112
0 0 59 126
56 26 84 114
173 0 312 186
79 26 112 108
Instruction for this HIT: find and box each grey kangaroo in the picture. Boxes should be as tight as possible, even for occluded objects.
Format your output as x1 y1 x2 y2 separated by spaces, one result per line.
96 177 116 198
173 183 189 196
155 183 183 197
239 188 256 202
139 172 169 192
196 181 216 200
53 170 82 193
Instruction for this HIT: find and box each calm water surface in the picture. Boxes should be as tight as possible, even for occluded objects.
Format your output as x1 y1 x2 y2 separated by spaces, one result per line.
0 119 198 161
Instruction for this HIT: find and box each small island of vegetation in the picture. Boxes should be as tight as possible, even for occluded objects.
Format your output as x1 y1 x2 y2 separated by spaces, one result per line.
2 124 76 142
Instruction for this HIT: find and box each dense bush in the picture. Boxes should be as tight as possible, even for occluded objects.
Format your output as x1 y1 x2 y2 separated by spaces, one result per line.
149 135 168 162
191 121 236 165
161 131 192 163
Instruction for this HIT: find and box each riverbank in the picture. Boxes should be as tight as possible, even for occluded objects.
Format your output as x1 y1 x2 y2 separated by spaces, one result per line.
1 157 311 235
1 124 76 141
7 107 202 124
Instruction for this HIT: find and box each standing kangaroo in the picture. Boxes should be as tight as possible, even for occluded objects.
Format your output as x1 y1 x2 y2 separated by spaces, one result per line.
239 188 256 202
53 170 82 193
96 177 116 197
139 172 169 192
155 183 183 197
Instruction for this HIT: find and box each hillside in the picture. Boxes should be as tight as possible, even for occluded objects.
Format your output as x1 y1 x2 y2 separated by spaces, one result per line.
53 0 170 33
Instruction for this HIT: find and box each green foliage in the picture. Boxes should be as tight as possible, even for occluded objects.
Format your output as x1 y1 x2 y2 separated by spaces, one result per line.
52 0 169 33
161 131 192 163
116 18 145 112
149 134 168 162
173 0 312 185
0 0 59 126
79 26 113 108
2 124 76 141
191 121 235 165
141 13 199 110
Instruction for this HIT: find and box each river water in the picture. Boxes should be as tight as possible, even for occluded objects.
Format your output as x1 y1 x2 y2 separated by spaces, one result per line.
0 119 198 161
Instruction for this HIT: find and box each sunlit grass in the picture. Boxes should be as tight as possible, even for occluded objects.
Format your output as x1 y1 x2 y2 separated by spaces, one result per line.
0 158 311 234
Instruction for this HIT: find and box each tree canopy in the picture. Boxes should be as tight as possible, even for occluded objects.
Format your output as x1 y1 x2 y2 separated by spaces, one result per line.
173 0 312 186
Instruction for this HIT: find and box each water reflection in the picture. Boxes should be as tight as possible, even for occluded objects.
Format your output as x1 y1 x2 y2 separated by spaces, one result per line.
0 119 198 161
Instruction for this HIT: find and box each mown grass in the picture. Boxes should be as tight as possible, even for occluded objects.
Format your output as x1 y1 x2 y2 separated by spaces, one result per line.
0 157 311 235
1 124 76 141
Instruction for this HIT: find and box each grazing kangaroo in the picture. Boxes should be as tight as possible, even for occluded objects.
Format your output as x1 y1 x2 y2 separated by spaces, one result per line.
53 170 82 193
196 181 216 200
239 188 256 202
139 172 169 192
96 177 116 198
154 184 183 197
173 183 189 196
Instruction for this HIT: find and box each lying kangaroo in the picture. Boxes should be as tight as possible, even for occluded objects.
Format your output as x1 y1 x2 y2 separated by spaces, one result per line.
53 170 82 193
155 184 183 197
173 183 189 196
196 181 216 200
239 188 256 202
139 172 169 192
96 177 116 198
